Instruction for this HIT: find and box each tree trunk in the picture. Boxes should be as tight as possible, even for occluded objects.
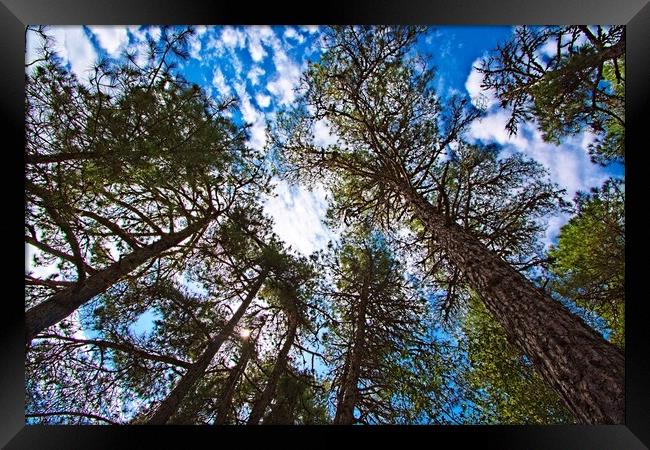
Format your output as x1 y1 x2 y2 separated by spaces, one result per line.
142 268 269 425
334 275 370 425
213 340 254 425
263 379 299 425
25 218 210 345
246 315 298 425
401 183 624 424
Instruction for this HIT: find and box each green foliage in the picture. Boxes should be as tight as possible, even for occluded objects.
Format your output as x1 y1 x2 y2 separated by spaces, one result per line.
462 294 574 424
25 26 264 307
263 370 330 424
319 229 446 424
26 25 616 427
480 25 625 164
275 25 566 327
548 179 625 346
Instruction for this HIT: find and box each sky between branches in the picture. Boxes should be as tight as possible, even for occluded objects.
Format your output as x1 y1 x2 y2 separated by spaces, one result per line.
25 24 624 259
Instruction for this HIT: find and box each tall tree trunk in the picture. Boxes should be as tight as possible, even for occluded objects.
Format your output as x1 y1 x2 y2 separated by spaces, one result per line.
400 183 624 424
263 377 299 425
246 315 298 425
334 275 370 425
143 268 269 425
213 339 255 425
25 218 210 345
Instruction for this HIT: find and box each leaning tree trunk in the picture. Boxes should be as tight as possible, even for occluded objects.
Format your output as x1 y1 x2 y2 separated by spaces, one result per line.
334 275 370 425
246 315 298 425
213 339 255 425
400 183 624 424
25 217 211 345
143 269 269 425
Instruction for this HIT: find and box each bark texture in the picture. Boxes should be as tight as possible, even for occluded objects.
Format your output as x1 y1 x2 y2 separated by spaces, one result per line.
246 316 298 425
402 183 624 424
213 340 254 425
143 269 268 425
25 218 210 345
334 274 370 425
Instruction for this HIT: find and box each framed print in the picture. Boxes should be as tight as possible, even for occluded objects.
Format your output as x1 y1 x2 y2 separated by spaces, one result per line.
3 0 649 448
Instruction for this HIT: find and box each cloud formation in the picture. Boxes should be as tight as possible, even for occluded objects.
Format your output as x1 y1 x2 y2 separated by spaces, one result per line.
464 59 498 110
464 56 618 247
263 179 334 256
89 26 129 57
48 27 98 83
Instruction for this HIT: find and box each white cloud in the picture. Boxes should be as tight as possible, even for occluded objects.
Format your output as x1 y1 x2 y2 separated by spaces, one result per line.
230 51 244 80
206 31 226 57
284 27 305 44
466 107 613 250
188 33 203 60
212 67 232 97
304 33 326 58
127 25 146 42
525 130 609 200
25 28 47 71
149 26 162 42
89 26 129 57
542 212 572 249
233 81 267 150
263 179 334 256
221 26 246 49
538 37 558 59
25 243 59 279
245 26 274 62
248 39 266 62
48 27 98 83
313 118 339 147
123 26 152 68
247 66 266 85
464 42 618 250
300 25 320 34
255 93 271 108
468 113 610 200
467 109 528 148
465 58 498 110
266 32 303 106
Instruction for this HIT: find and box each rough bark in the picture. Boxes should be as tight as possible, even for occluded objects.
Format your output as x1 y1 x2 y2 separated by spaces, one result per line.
246 316 298 425
334 274 370 425
213 340 254 425
143 269 269 425
401 182 624 424
25 217 210 345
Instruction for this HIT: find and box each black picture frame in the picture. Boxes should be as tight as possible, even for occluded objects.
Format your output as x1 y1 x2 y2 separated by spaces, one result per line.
3 1 648 448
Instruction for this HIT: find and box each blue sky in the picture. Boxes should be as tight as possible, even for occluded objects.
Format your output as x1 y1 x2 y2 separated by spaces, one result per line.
25 25 624 423
25 24 624 347
26 25 623 259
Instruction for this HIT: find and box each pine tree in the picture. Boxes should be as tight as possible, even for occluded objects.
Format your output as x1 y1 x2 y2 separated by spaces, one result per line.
479 25 625 164
548 178 625 346
461 294 574 424
318 229 443 424
25 27 267 344
273 26 624 423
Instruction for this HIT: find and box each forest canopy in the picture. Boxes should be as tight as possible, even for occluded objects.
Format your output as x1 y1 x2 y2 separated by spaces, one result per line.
24 25 624 426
